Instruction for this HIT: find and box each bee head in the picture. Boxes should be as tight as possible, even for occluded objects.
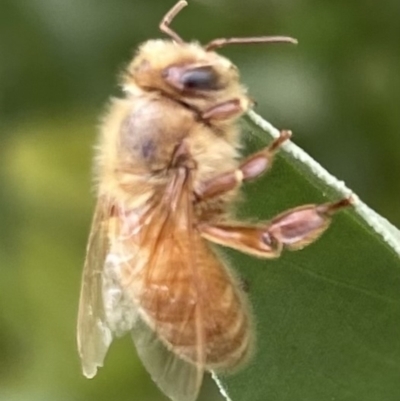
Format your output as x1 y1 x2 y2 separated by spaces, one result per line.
122 1 296 120
125 40 245 107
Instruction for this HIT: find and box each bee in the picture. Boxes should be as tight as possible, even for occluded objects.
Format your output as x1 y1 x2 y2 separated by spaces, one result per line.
77 1 352 401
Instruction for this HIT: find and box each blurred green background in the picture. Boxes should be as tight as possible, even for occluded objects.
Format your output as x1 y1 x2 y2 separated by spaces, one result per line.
1 1 399 400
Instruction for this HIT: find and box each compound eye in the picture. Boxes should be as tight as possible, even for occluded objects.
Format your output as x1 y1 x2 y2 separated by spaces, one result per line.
180 66 220 91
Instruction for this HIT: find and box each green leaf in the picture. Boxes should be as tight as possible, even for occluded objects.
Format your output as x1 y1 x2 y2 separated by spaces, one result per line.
213 111 400 401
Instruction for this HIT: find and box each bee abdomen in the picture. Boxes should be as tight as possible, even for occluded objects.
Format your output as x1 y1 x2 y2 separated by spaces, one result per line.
139 276 253 371
203 286 253 370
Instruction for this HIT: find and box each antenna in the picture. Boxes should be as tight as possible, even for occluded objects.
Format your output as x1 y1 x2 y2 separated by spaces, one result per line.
159 0 188 43
159 2 299 52
205 36 298 51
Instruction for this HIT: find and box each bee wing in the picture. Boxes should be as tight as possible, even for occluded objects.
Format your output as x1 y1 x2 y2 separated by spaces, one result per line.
131 314 203 401
114 168 206 401
77 198 114 378
78 168 221 400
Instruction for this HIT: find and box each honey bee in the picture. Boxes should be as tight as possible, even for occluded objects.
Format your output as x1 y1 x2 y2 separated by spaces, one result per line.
77 2 352 401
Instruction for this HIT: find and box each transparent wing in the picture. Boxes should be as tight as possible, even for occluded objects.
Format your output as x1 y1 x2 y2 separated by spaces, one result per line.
111 168 207 401
131 315 203 401
77 198 113 378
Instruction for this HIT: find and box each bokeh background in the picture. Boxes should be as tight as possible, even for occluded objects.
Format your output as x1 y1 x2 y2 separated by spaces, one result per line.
1 1 399 400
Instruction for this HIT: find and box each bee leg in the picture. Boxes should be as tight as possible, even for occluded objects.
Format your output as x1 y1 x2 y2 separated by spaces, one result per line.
195 130 291 201
199 197 352 258
170 140 197 170
238 276 251 293
201 99 246 121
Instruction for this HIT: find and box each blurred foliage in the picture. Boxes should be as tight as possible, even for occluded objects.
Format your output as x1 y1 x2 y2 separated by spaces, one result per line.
0 1 399 401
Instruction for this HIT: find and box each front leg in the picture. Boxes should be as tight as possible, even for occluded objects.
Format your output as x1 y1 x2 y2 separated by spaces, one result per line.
198 198 352 258
195 130 291 201
201 98 248 121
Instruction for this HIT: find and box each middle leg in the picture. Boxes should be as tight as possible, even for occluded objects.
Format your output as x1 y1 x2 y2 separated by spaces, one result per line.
198 198 352 258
